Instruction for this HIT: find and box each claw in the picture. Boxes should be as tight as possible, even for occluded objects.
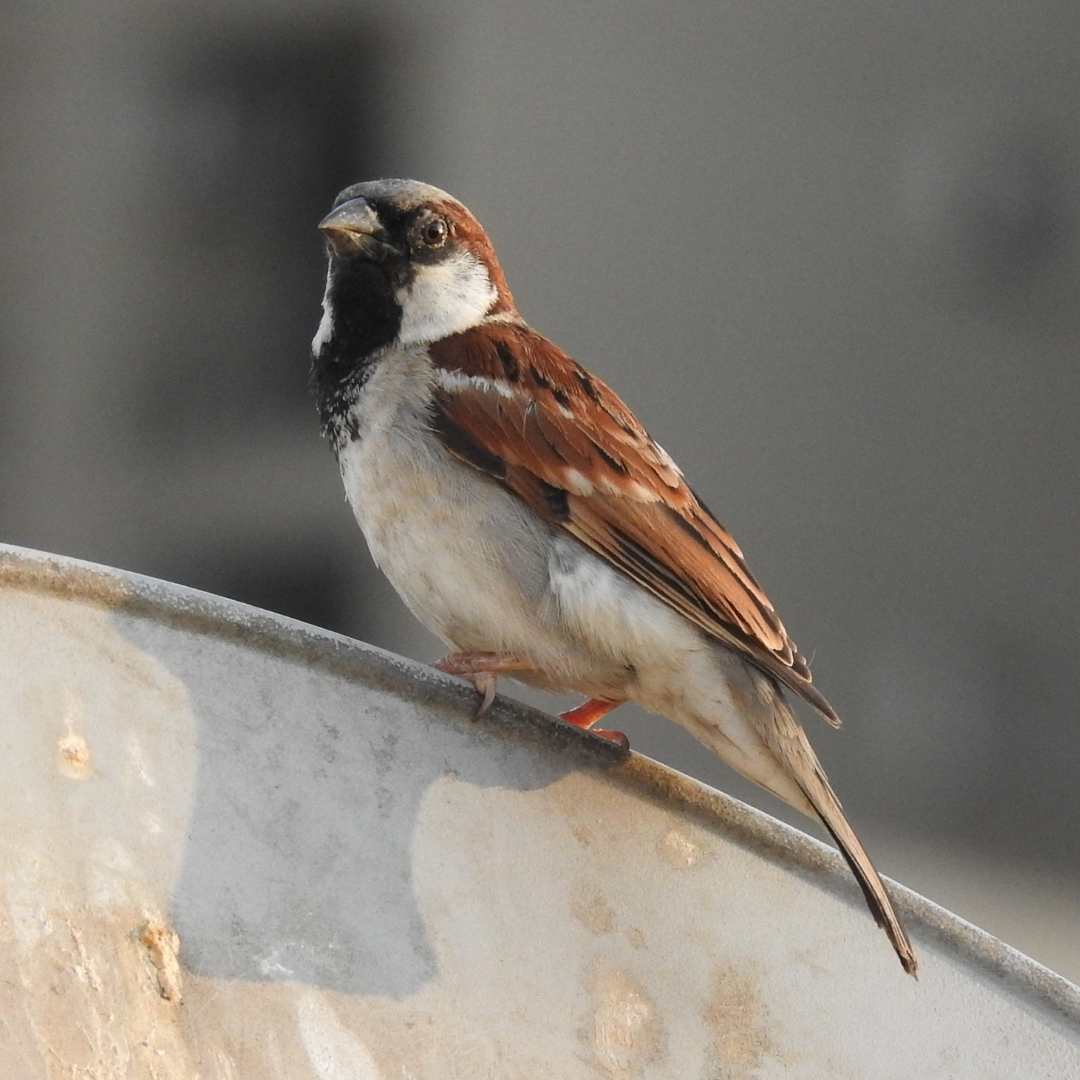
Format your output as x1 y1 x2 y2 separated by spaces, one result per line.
473 671 497 716
433 651 532 717
591 728 630 750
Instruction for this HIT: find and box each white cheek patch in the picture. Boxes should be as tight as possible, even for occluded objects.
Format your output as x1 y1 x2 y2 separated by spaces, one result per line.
395 250 497 345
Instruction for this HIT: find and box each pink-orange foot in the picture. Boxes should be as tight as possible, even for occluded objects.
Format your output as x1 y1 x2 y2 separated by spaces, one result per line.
434 651 533 715
559 697 630 749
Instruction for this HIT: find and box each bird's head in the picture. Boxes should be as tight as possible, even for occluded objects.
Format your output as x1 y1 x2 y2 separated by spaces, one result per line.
313 179 517 364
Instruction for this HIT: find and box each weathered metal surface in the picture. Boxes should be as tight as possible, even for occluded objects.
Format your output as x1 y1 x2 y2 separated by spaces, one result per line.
0 542 1077 1079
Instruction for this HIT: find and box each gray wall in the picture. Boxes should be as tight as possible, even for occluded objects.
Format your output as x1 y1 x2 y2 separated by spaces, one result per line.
2 0 1078 969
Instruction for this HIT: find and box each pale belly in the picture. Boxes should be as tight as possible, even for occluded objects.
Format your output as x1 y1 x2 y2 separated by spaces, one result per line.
340 423 557 657
334 358 705 700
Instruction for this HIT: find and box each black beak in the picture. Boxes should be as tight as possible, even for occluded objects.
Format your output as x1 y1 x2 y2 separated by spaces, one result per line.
319 198 399 261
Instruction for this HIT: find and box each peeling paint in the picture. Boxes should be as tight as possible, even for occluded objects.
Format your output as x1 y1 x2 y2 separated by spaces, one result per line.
584 962 666 1077
141 922 183 1002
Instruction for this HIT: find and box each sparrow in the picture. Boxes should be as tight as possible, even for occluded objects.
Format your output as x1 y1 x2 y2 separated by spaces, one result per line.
312 178 917 976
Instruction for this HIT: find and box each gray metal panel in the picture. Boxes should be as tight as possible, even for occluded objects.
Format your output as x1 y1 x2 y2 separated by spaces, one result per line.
0 542 1077 1078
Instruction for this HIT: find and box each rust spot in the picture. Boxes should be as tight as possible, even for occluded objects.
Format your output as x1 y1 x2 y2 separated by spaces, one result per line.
57 687 93 779
140 922 183 1002
57 732 92 780
703 962 785 1077
659 827 701 868
569 882 615 935
583 961 667 1077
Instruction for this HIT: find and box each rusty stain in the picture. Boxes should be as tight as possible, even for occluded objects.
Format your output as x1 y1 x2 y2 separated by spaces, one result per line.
569 882 616 935
57 731 93 780
56 686 94 780
0 551 129 608
140 922 183 1003
702 962 785 1078
659 827 701 868
584 962 667 1077
2 905 196 1076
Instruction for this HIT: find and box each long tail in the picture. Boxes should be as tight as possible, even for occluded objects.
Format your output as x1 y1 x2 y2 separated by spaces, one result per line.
755 690 918 976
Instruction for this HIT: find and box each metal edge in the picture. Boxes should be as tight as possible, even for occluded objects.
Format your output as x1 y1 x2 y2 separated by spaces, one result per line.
2 542 1079 1030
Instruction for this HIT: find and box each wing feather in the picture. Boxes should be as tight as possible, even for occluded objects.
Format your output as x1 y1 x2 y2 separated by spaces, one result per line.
428 322 840 725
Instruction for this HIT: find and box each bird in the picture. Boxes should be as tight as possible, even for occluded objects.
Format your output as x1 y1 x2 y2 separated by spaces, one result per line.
312 178 917 976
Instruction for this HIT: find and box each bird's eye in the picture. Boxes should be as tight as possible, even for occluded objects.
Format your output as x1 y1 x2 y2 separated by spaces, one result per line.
416 216 449 248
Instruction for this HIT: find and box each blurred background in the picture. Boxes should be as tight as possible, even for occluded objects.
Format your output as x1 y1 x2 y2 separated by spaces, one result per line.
2 1 1078 979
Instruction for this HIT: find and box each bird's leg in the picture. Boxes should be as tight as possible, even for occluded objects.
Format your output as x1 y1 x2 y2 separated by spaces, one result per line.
559 697 630 749
434 651 533 715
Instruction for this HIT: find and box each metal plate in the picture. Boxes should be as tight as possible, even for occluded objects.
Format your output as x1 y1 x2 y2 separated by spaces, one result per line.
0 543 1077 1078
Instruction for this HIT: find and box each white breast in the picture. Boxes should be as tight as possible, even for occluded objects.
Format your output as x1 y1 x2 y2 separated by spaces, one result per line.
336 350 562 661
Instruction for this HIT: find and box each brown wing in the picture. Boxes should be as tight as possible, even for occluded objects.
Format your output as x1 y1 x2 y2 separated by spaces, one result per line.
427 321 840 725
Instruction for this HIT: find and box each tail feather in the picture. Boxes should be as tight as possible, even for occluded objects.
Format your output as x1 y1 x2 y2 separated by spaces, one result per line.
755 688 918 977
800 766 918 977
